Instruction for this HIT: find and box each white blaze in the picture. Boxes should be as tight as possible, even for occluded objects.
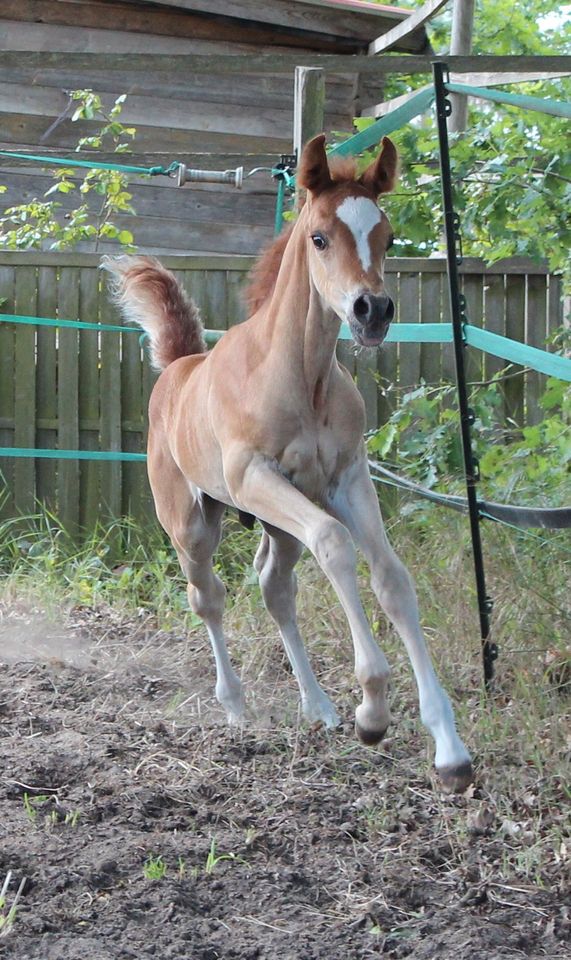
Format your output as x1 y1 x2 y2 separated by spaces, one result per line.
336 197 382 272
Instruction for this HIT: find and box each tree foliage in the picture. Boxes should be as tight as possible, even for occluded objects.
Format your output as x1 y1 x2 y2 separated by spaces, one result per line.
364 1 570 499
0 91 136 252
360 0 570 282
368 375 571 505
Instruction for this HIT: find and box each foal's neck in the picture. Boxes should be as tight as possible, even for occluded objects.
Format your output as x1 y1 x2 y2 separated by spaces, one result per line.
261 210 340 408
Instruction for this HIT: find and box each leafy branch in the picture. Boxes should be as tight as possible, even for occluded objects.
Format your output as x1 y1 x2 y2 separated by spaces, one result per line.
0 90 137 252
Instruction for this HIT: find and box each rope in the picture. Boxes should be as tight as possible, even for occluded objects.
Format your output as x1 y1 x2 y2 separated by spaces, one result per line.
0 314 224 343
0 312 136 334
478 510 571 549
369 461 571 531
2 448 568 531
0 448 146 462
464 326 571 382
327 88 436 160
0 150 180 177
1 313 569 378
280 77 570 213
444 83 571 120
338 321 453 343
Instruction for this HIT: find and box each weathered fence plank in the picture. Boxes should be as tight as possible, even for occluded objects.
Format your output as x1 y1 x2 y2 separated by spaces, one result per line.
482 273 505 422
78 267 101 532
526 274 548 425
99 285 122 528
462 273 484 385
204 271 229 332
121 331 145 526
36 265 58 512
440 277 456 385
0 264 16 521
398 271 421 389
14 264 37 517
547 275 563 339
57 266 80 536
420 272 442 385
504 275 525 425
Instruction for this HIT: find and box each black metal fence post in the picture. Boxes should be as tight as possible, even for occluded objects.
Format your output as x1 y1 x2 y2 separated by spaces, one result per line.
432 60 498 683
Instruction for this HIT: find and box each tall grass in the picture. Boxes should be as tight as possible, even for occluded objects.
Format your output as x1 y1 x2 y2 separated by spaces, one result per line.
0 507 262 628
1 496 568 682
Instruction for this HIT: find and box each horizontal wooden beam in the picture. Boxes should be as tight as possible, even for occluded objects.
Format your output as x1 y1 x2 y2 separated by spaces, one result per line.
0 81 294 139
126 0 412 44
0 1 367 55
1 168 275 209
0 0 425 49
369 0 448 56
0 252 551 274
0 112 291 156
2 51 570 77
449 70 571 86
0 251 257 269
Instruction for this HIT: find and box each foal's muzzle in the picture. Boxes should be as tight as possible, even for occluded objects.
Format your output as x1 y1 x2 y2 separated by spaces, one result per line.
350 293 394 347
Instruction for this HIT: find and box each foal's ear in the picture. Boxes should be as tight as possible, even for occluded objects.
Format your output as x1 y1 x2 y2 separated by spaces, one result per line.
359 137 398 196
297 134 333 196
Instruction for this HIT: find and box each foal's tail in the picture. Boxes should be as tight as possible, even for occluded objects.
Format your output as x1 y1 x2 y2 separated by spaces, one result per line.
102 255 206 371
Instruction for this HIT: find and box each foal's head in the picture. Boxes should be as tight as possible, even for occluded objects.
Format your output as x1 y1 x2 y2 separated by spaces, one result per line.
298 134 398 347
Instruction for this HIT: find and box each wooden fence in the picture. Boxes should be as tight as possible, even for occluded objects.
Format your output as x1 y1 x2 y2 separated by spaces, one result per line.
0 251 563 534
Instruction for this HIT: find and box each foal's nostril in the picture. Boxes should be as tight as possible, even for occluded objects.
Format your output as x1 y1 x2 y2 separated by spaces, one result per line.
354 295 369 319
353 293 394 325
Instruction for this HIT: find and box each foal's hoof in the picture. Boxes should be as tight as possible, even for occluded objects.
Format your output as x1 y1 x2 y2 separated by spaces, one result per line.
436 760 474 794
355 720 389 747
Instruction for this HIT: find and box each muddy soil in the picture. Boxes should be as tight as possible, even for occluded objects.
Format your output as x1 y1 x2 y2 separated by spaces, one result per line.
0 601 568 959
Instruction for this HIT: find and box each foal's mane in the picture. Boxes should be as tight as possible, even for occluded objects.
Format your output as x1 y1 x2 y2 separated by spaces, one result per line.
244 157 358 316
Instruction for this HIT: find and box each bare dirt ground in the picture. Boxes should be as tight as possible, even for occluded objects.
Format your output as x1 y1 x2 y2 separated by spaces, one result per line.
1 595 569 960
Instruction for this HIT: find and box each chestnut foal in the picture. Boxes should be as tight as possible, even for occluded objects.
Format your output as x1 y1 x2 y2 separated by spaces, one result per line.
104 135 473 791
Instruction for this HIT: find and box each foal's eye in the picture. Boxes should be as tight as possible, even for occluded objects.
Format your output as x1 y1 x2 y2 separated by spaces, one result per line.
311 233 328 251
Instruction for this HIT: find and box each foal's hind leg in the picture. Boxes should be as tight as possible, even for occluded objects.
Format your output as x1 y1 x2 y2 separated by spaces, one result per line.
255 526 340 728
149 454 245 722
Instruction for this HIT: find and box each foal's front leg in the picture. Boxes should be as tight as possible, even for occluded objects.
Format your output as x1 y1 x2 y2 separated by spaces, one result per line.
328 456 473 792
226 456 392 742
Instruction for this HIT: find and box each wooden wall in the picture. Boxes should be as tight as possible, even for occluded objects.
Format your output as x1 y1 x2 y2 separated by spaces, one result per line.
0 0 415 256
0 252 563 535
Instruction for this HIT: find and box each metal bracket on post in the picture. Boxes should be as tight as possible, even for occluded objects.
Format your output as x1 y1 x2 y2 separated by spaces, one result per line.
272 155 297 236
433 60 497 685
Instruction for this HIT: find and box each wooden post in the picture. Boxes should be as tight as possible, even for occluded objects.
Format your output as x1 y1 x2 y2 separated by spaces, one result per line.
293 66 325 207
449 0 475 133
